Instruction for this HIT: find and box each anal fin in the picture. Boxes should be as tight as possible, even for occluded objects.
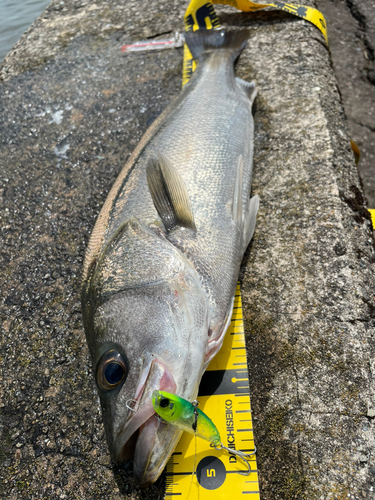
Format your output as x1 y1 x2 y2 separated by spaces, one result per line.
243 194 260 250
146 152 196 233
236 78 257 105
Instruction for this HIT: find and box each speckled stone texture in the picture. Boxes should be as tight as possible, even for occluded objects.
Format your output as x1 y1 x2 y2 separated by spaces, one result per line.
316 0 375 207
0 0 374 499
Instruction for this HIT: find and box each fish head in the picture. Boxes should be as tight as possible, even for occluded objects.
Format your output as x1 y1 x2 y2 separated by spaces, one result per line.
82 220 210 485
91 276 209 483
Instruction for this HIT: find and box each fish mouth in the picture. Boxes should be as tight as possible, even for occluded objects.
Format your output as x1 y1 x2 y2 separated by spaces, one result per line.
134 412 183 485
114 358 177 483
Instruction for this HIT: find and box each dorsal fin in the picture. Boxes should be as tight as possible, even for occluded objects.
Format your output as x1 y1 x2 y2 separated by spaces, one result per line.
236 78 257 104
146 152 196 233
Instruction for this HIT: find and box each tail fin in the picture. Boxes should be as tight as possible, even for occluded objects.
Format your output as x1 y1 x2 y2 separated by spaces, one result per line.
184 29 249 61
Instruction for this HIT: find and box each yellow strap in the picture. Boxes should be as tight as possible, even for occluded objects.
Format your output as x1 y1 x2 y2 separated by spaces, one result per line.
369 209 375 230
216 0 328 44
183 0 328 86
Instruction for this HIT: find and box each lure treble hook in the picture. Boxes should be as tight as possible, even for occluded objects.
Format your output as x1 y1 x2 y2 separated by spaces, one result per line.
214 442 257 475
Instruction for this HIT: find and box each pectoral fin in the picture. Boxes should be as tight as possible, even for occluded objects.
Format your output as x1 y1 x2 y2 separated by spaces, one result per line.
243 194 260 250
146 152 196 233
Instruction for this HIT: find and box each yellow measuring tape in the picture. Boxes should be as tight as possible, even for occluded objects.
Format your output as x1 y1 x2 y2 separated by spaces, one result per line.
369 209 375 229
182 0 328 85
165 285 259 499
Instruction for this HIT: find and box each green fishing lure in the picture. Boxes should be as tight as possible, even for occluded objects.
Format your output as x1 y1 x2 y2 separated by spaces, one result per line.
152 390 220 445
152 390 256 475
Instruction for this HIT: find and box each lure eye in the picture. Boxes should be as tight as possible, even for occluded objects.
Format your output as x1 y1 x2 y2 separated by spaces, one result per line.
160 397 169 408
96 350 128 391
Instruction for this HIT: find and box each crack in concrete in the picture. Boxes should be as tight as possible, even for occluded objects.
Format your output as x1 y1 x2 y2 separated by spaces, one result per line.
351 119 375 133
345 0 375 88
345 0 367 30
285 408 370 417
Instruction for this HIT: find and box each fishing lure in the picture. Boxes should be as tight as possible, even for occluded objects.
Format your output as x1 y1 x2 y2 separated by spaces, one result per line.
152 390 256 475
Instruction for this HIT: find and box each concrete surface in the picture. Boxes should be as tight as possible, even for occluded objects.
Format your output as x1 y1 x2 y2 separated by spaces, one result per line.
316 0 375 208
0 0 374 498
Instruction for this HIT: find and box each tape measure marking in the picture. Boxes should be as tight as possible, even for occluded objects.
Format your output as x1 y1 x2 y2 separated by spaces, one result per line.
164 285 260 499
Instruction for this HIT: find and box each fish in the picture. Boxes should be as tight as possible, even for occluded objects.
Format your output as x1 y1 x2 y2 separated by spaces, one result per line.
81 28 259 486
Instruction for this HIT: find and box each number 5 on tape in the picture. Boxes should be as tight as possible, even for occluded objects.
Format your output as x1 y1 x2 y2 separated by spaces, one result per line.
165 285 260 499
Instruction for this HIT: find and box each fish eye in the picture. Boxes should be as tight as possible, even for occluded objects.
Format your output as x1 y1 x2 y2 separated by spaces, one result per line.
96 350 128 391
160 397 169 408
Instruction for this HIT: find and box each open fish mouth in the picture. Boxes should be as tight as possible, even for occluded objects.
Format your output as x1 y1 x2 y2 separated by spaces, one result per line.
113 358 177 482
115 401 157 462
134 411 183 485
133 412 164 483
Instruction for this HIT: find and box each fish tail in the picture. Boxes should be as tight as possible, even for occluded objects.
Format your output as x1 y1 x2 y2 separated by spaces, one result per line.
184 29 249 61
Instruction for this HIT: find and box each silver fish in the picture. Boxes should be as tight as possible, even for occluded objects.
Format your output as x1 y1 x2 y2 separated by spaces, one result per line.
81 28 259 485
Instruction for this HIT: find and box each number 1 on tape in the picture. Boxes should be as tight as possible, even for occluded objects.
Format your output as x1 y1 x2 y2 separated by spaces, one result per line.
165 285 260 499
